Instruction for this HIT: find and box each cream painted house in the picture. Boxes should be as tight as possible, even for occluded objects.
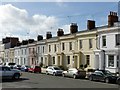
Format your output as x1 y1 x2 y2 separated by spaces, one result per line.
76 30 97 70
59 34 78 68
0 42 4 64
43 23 98 70
9 48 14 63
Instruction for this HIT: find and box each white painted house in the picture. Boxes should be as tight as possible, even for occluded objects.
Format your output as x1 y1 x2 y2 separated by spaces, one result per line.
36 36 47 66
14 46 21 65
20 44 29 66
94 12 120 73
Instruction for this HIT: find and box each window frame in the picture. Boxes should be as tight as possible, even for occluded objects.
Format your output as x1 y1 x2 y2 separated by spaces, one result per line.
89 39 92 49
108 55 114 67
67 56 70 64
79 40 82 49
115 34 120 46
102 35 106 47
86 55 90 65
69 42 72 50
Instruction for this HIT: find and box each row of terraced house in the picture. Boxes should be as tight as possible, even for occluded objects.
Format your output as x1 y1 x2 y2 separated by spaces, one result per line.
0 11 120 73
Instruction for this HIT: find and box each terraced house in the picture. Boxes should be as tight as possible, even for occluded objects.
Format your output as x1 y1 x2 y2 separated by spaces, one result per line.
1 11 120 73
36 35 47 66
94 12 120 73
0 42 4 64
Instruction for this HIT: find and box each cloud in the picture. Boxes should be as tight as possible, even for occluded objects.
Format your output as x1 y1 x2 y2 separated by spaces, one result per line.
0 4 67 41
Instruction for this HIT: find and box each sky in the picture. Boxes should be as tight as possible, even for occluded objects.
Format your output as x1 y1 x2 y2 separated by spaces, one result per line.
0 2 118 41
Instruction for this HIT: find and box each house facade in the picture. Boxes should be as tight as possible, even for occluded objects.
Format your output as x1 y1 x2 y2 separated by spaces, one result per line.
76 29 97 70
94 12 120 73
20 45 29 66
94 25 120 73
9 48 14 63
0 42 4 64
14 46 21 65
28 42 37 66
36 35 47 66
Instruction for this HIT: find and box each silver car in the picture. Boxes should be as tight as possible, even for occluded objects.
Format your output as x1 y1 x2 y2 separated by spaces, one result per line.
46 66 63 76
0 66 22 80
62 68 86 79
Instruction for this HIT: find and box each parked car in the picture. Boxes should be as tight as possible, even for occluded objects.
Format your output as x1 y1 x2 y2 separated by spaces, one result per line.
62 68 86 79
46 66 63 76
28 66 41 73
4 62 16 69
0 66 22 80
88 70 118 83
13 65 21 70
116 77 120 85
21 65 30 72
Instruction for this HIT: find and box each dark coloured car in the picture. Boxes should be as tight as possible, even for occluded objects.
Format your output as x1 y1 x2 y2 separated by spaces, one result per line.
28 66 41 73
89 70 118 83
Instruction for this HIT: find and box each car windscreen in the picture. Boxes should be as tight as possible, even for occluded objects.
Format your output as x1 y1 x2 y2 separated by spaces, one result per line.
103 70 112 76
8 63 16 65
54 67 61 70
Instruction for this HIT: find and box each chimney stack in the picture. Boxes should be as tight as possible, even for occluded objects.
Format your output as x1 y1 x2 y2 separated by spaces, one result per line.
16 42 21 46
37 35 43 41
46 32 52 39
70 23 78 34
57 28 64 36
28 39 34 43
108 11 118 27
22 40 28 45
87 20 95 30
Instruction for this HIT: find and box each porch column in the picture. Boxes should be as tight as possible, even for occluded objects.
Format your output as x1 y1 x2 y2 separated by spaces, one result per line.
94 55 99 69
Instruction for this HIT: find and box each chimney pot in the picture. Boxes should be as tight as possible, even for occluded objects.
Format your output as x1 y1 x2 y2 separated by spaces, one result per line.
57 28 64 36
37 35 43 41
46 32 52 39
87 20 95 30
108 11 118 27
70 23 78 34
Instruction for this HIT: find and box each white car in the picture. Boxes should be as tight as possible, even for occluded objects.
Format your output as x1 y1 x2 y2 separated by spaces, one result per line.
46 66 63 76
62 68 86 79
0 66 22 80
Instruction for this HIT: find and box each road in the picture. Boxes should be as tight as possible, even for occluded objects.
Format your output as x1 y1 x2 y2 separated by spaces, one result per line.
1 72 119 89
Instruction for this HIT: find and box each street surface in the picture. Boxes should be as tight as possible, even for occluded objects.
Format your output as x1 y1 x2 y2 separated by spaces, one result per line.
1 72 119 88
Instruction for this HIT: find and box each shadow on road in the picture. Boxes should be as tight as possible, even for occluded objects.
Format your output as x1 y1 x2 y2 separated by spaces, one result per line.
1 78 29 83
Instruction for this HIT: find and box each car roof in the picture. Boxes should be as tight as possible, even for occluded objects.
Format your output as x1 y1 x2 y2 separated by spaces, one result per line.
0 66 9 68
68 68 77 70
48 66 60 68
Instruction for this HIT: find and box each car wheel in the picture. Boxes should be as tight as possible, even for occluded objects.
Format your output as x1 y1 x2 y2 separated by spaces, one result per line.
105 78 109 83
89 76 93 81
62 73 65 77
118 79 120 85
73 74 77 79
46 71 49 75
53 72 56 76
13 73 20 80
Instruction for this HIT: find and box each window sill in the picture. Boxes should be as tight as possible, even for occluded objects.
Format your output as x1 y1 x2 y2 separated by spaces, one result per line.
115 45 120 47
89 48 93 50
102 46 107 48
106 67 116 69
